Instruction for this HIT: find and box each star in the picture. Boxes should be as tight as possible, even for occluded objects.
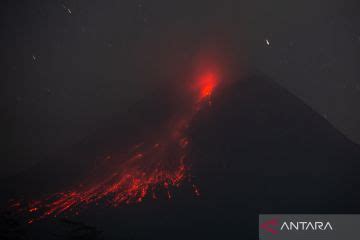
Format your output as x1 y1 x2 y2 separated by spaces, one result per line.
62 4 72 15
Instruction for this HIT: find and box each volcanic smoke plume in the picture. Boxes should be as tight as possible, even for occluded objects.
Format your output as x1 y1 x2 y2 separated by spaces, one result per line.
11 67 220 224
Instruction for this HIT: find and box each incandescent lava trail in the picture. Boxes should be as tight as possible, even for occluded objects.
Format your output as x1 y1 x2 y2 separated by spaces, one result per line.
12 67 220 224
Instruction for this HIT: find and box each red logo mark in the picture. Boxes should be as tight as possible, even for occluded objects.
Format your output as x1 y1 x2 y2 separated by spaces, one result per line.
260 218 279 234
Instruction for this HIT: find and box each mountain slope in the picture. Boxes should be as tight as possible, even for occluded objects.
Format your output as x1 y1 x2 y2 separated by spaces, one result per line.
2 73 360 239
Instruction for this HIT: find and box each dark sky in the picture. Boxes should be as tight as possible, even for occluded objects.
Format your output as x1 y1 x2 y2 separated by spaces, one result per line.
1 0 360 176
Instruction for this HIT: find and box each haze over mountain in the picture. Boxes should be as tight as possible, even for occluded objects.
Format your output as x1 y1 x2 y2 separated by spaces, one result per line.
1 73 360 239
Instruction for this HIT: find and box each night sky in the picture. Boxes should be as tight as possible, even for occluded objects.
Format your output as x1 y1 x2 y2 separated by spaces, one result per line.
1 0 360 177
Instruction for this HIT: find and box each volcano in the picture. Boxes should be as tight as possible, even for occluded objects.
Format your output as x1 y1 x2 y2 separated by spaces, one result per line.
2 73 360 239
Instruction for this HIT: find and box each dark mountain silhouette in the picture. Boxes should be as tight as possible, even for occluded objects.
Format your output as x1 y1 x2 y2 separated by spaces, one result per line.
1 73 360 239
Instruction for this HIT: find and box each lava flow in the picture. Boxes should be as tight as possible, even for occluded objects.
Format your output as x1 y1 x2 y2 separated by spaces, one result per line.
11 69 219 224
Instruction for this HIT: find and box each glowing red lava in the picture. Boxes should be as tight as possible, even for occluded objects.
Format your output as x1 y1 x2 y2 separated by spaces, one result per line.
12 69 219 224
196 72 218 100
